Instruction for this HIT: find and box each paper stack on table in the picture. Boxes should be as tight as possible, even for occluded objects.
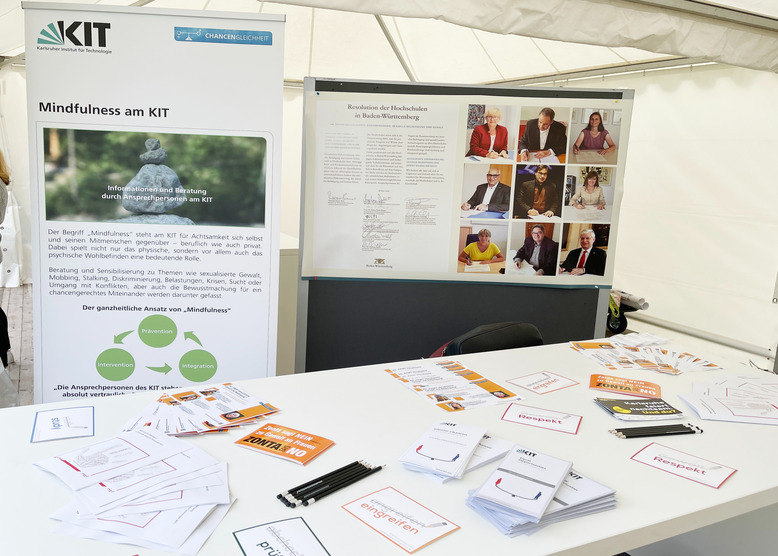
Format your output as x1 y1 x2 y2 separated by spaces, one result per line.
384 359 519 411
680 375 778 425
571 341 721 375
122 382 279 435
34 427 232 555
425 434 514 483
466 445 615 535
399 422 488 479
467 467 616 536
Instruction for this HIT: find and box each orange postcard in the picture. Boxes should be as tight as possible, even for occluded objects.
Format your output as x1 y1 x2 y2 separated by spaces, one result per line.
589 374 661 399
235 423 334 465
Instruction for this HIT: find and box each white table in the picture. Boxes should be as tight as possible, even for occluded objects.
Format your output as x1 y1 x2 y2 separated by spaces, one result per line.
2 341 776 555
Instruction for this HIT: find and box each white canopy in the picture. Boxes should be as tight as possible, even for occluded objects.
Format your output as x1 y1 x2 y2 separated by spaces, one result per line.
1 0 776 360
2 0 777 79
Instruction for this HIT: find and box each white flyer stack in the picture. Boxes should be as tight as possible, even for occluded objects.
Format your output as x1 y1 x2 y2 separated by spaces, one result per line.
467 445 616 535
571 338 722 375
427 434 514 484
680 374 778 425
34 427 232 555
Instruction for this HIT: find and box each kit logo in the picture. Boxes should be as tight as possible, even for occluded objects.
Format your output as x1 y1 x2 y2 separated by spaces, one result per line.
38 21 111 47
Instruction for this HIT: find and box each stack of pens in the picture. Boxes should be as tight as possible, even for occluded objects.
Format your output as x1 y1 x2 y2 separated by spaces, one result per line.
277 460 383 507
610 423 703 439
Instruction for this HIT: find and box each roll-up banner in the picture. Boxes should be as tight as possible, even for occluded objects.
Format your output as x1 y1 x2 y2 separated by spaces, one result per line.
24 3 284 403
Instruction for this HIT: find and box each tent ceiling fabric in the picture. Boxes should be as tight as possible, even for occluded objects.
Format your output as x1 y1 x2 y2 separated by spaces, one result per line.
271 0 778 73
1 0 776 80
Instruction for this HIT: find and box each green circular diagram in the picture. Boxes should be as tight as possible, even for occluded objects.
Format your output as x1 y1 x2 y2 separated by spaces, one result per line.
138 314 177 348
179 349 218 382
96 348 135 381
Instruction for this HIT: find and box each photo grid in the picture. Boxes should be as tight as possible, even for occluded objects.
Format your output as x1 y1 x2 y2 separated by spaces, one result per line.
458 104 621 278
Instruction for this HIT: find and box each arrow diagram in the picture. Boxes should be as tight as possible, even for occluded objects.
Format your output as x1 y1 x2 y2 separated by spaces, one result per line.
114 330 134 344
184 331 203 346
147 363 172 374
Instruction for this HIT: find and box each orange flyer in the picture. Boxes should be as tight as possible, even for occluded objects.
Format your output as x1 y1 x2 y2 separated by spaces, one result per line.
234 422 334 465
589 374 661 399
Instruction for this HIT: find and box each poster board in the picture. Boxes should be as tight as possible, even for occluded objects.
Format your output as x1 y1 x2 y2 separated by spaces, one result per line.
301 79 633 284
25 3 284 402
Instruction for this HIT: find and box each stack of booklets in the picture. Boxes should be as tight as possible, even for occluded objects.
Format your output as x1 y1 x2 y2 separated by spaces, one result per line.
466 445 615 535
426 434 514 483
399 422 489 480
121 382 279 435
34 427 232 554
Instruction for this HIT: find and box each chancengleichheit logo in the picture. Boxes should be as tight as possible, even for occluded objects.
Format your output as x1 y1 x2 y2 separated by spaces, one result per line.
37 21 111 48
174 27 272 46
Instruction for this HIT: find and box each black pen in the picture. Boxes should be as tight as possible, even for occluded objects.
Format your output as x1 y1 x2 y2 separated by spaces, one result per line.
278 460 363 500
303 464 384 506
612 424 702 439
289 464 372 507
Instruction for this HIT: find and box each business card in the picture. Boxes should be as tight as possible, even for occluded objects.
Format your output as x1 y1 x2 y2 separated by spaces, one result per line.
507 371 578 395
631 443 736 488
501 403 582 434
31 406 95 442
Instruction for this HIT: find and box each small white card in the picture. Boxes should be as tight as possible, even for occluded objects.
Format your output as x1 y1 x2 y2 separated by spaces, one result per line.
342 487 459 553
508 371 578 395
31 406 95 443
631 443 736 488
233 517 331 556
501 403 582 434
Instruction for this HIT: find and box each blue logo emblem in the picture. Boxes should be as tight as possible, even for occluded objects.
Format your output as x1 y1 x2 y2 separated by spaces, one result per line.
174 27 272 45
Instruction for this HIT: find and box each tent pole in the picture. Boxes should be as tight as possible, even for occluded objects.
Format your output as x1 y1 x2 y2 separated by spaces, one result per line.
374 15 416 82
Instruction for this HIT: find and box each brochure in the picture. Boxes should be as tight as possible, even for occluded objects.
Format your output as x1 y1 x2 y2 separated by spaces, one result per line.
122 382 279 435
467 468 616 535
399 422 487 479
589 374 662 399
426 434 513 483
235 423 335 465
385 360 519 411
594 397 684 420
470 444 572 522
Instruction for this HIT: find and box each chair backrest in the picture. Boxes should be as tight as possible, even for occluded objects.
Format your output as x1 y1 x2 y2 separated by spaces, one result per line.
466 233 479 245
442 322 543 356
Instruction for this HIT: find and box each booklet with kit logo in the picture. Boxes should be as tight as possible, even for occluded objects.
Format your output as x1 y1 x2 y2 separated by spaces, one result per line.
399 422 487 479
470 444 572 522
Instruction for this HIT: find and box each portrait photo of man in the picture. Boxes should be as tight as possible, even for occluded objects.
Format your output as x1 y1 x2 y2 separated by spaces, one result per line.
559 227 607 276
519 107 568 162
461 166 511 213
513 165 562 219
513 223 559 276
